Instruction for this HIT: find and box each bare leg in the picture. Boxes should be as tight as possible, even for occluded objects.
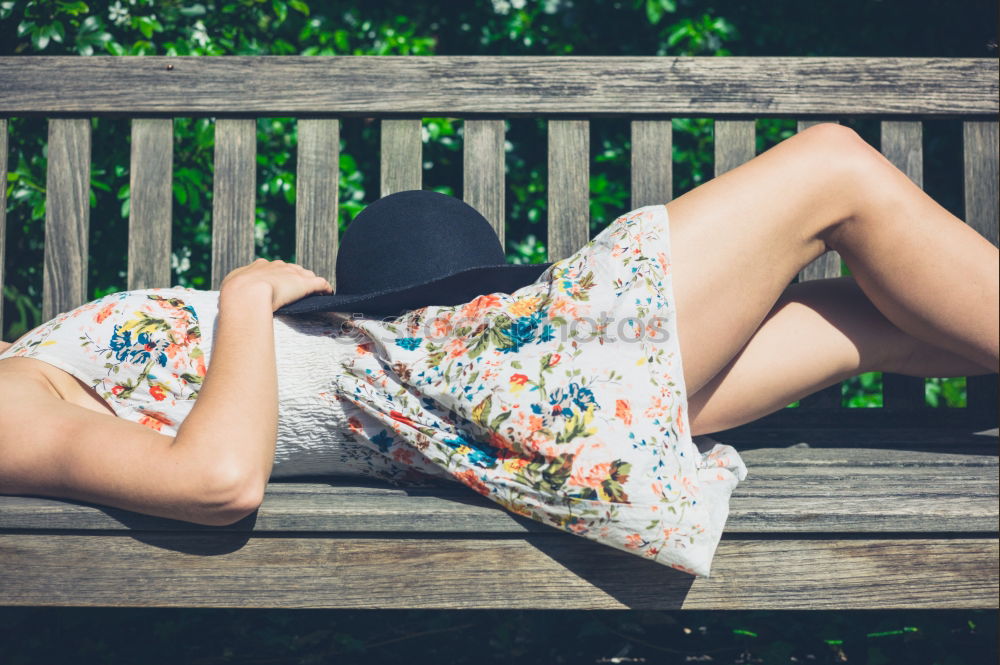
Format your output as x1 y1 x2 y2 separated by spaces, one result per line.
686 276 993 436
663 122 999 398
665 123 876 395
824 147 1000 373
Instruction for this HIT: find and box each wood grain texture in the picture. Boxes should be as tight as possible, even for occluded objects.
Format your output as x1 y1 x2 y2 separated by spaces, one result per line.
1 433 994 533
42 118 90 322
380 119 421 197
127 118 172 290
879 120 928 412
963 120 1000 426
210 119 256 290
713 119 755 176
0 533 993 609
462 119 506 244
0 118 6 335
1 57 996 116
548 120 589 261
295 118 340 285
630 119 672 209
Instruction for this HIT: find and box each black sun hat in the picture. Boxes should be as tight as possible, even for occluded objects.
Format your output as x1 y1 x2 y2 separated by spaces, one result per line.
274 190 554 318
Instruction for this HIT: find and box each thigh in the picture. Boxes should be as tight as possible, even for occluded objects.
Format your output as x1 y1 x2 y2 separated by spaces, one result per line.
664 123 868 394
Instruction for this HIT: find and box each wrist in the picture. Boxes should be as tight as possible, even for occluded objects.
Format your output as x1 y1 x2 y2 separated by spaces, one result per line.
219 279 274 312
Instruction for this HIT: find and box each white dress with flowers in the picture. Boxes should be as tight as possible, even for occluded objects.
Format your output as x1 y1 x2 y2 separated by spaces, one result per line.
0 204 749 577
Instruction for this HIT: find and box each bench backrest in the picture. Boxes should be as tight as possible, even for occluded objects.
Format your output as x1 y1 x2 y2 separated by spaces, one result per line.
1 55 996 429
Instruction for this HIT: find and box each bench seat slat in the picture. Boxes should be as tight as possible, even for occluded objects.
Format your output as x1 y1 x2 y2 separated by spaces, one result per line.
1 431 994 533
0 533 994 609
127 118 173 291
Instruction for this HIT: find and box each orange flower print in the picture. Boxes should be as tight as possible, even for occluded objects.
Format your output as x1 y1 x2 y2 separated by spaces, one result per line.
95 302 117 324
389 410 417 428
570 461 611 489
347 416 364 434
488 430 517 452
547 353 561 368
615 398 632 425
392 446 414 465
445 337 468 358
149 384 167 401
453 468 490 496
509 373 529 393
508 296 540 318
624 533 643 549
137 414 165 432
460 293 502 319
195 354 207 377
677 403 685 435
656 250 671 276
111 385 125 396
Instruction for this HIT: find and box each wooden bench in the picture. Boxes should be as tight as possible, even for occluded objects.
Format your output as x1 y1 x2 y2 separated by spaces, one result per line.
0 56 996 609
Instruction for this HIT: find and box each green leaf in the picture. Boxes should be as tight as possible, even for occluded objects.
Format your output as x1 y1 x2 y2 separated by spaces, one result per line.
272 0 287 24
179 4 207 17
289 0 309 16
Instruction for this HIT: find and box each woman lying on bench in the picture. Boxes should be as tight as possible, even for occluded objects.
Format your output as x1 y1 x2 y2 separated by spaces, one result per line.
1 123 996 578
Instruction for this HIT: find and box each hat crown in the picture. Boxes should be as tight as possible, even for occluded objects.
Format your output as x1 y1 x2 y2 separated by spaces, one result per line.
335 190 507 295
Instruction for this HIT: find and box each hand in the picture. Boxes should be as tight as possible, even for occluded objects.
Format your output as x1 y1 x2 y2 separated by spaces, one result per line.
220 258 334 313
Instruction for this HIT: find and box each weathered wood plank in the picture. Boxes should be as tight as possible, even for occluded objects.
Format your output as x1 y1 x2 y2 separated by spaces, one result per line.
1 440 994 533
630 119 672 208
294 118 339 285
462 119 506 244
210 119 256 290
963 120 1000 425
1 57 996 116
713 119 755 176
127 118 173 290
548 119 589 261
42 118 91 321
380 119 421 197
880 120 928 412
0 118 6 335
0 533 993 609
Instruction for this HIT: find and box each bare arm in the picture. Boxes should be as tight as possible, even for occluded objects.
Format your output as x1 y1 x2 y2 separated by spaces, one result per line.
169 259 334 511
0 259 331 527
170 282 278 508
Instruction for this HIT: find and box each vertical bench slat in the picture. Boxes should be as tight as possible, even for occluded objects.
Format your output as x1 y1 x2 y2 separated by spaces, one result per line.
880 120 927 411
210 119 256 291
713 120 755 176
630 120 673 209
295 118 340 285
963 120 1000 424
547 119 589 261
796 120 843 282
463 119 506 244
127 119 173 291
0 118 6 335
795 120 843 410
43 118 91 321
380 119 422 198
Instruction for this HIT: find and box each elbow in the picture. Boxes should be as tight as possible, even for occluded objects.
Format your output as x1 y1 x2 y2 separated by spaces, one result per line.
194 464 266 527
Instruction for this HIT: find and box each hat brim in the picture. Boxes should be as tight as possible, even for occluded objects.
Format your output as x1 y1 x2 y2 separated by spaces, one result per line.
274 262 555 317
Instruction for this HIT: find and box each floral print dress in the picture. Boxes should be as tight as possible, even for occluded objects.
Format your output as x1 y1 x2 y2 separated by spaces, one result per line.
0 203 748 578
